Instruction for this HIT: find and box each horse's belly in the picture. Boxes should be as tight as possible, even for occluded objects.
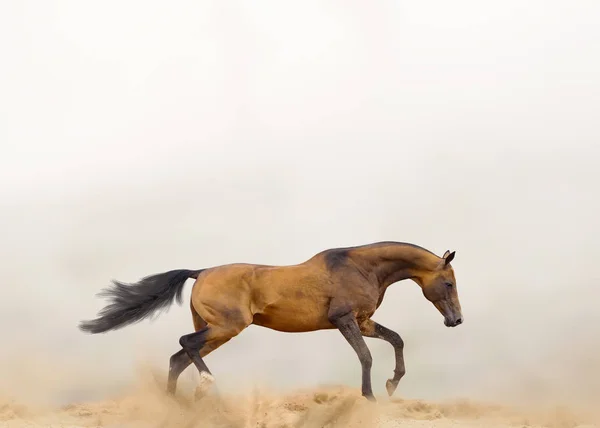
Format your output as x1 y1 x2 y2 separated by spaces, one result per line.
251 299 333 332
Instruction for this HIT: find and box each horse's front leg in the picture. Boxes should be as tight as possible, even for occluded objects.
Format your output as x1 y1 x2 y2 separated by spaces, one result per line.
359 319 405 397
328 309 376 401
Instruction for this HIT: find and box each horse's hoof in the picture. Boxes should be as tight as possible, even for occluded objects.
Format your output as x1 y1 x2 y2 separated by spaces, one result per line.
385 379 398 397
194 372 215 401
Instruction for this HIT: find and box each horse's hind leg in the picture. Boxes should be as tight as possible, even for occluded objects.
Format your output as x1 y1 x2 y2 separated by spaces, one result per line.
167 349 192 395
167 304 207 396
178 313 250 399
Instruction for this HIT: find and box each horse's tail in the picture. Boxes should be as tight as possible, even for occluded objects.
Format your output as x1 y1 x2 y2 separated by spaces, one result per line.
78 269 205 334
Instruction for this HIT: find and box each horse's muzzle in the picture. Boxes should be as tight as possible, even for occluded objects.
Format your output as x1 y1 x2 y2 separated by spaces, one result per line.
444 317 463 327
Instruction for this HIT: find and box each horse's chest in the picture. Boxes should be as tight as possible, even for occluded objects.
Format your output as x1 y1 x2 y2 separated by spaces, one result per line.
376 289 387 309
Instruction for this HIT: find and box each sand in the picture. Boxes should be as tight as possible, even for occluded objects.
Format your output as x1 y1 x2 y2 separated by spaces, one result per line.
1 371 597 428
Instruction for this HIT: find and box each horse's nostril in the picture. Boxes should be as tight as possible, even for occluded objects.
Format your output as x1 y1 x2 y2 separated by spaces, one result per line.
456 318 463 325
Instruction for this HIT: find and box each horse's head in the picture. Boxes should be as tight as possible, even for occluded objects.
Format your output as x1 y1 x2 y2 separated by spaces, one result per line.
415 250 463 327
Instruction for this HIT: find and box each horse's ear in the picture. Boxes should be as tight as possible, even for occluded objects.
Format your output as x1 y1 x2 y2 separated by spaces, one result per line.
444 250 455 265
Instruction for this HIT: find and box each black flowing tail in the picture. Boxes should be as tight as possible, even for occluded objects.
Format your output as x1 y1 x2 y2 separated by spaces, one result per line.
78 269 204 334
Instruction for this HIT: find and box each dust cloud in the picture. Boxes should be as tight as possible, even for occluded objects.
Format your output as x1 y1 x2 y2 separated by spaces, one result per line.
1 1 599 427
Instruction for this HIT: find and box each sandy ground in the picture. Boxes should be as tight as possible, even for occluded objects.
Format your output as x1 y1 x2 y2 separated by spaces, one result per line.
1 372 598 428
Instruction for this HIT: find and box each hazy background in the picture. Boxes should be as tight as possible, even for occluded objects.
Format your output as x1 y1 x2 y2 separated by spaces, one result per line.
1 0 599 411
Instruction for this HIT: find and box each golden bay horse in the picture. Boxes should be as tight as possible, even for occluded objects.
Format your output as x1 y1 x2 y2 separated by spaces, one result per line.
79 241 463 401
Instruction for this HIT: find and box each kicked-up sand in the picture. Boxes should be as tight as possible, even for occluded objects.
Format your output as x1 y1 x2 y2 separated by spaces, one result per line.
1 367 598 428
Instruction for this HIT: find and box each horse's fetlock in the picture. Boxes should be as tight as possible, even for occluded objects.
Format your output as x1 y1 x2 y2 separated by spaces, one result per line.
395 366 406 378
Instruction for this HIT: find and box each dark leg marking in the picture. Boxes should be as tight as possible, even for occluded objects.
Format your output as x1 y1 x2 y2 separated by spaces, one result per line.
167 349 192 395
360 319 405 397
328 310 375 402
176 322 247 400
179 326 212 375
178 326 218 401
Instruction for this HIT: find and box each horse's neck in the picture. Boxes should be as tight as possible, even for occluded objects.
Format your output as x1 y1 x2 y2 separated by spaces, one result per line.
355 243 440 289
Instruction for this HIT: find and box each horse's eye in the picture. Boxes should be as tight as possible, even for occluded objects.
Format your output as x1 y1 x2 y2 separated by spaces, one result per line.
446 282 453 288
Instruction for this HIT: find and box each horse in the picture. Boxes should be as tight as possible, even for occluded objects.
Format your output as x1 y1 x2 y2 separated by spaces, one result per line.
78 241 463 402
